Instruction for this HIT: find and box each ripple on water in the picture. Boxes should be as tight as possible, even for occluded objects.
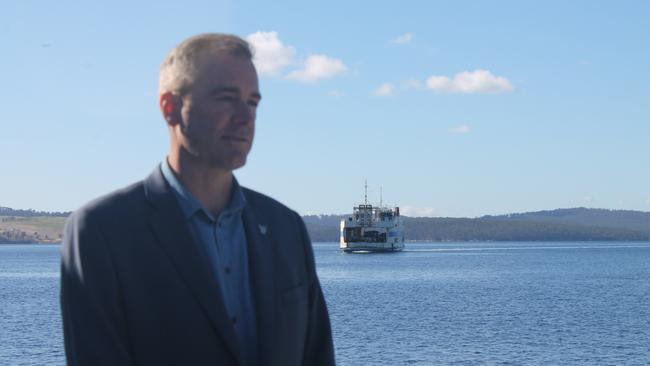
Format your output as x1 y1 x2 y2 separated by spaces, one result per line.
2 243 650 365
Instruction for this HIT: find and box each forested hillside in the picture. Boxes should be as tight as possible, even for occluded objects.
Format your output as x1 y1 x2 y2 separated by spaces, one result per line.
2 207 649 244
303 208 650 242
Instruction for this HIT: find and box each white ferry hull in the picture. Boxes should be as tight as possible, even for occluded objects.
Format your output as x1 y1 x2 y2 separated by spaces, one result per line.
341 241 405 253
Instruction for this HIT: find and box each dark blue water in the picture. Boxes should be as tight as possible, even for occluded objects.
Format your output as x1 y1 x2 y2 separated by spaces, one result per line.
1 242 650 365
0 245 63 366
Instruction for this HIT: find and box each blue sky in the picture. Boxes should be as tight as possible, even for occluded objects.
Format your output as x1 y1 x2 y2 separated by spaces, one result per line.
2 0 649 217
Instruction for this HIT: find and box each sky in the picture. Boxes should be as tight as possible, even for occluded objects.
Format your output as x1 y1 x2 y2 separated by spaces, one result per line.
2 0 649 217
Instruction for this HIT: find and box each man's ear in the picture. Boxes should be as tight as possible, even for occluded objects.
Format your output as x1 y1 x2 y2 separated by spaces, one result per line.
160 92 181 126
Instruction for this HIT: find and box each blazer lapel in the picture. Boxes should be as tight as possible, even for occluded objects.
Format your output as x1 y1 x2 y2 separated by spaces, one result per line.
242 201 276 363
144 167 245 366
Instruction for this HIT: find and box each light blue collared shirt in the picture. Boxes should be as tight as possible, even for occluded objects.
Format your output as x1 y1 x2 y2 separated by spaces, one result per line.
161 160 258 366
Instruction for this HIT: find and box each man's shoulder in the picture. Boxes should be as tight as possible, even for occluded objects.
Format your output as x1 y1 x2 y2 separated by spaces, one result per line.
68 180 148 227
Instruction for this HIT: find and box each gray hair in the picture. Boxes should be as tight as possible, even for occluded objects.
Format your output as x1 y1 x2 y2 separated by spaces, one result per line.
159 33 253 96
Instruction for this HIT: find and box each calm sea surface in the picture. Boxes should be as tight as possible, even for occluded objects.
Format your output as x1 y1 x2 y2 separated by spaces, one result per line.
1 242 649 365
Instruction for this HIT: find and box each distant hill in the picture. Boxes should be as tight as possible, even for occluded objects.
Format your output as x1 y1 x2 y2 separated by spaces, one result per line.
0 207 70 243
0 216 66 243
302 215 344 242
303 208 650 242
482 207 650 234
2 206 649 244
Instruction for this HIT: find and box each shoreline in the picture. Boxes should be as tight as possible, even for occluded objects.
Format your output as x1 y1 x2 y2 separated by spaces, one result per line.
4 240 650 245
0 241 62 245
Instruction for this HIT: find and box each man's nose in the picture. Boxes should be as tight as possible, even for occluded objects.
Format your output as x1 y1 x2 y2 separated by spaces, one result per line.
234 100 255 124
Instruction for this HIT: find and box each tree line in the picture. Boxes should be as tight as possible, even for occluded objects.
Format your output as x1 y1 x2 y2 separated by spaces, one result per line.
0 207 71 217
302 209 650 242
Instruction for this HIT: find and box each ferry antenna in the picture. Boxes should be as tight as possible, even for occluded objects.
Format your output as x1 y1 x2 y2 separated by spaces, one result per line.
364 179 368 205
380 186 383 208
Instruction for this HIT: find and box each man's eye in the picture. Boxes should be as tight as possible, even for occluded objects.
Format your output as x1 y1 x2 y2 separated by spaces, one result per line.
248 100 260 107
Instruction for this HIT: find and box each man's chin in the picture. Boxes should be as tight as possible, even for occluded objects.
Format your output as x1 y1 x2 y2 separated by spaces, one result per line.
206 156 248 172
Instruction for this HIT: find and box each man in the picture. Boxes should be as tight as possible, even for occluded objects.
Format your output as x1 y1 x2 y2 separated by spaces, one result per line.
61 33 335 366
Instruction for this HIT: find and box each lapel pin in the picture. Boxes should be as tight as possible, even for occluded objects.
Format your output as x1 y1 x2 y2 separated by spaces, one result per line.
258 224 267 235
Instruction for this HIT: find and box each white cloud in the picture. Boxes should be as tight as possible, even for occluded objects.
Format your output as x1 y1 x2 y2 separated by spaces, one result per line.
646 198 650 205
286 54 347 82
400 205 436 217
373 83 394 96
449 125 471 134
391 32 413 44
328 90 345 97
246 32 347 84
426 69 514 94
246 31 295 76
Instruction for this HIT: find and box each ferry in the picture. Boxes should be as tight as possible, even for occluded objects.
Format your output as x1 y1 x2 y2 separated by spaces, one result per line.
340 183 405 253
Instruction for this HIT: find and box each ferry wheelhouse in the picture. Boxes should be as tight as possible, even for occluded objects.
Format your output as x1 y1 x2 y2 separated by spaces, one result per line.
340 185 405 253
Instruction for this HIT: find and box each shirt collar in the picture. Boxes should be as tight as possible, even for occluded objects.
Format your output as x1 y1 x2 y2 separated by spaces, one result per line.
160 159 247 220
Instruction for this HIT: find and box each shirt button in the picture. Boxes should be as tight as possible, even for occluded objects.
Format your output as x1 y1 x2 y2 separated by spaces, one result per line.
231 316 238 324
225 267 231 274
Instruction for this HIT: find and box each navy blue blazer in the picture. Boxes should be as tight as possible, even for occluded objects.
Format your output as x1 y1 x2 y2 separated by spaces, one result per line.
60 166 335 366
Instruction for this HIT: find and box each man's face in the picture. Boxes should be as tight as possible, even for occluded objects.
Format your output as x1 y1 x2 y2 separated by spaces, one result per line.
177 53 260 171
